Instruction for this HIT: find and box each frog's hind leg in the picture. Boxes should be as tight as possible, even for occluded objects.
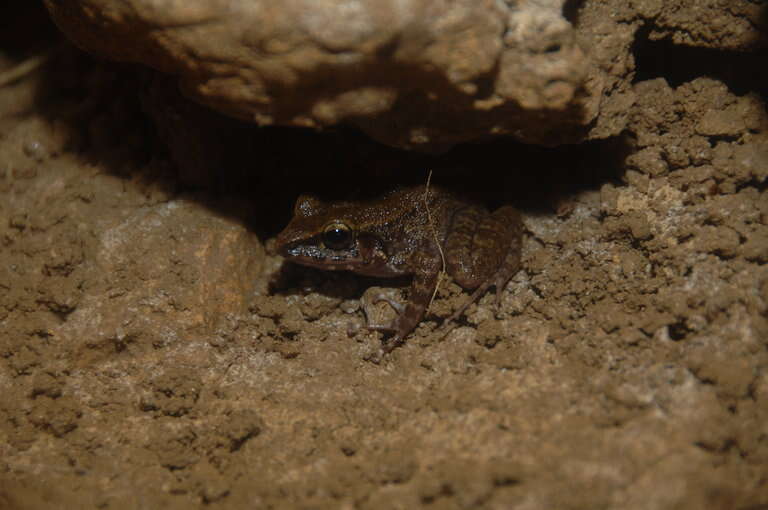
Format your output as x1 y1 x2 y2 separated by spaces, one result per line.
445 206 523 324
366 253 441 354
444 252 515 324
490 206 523 308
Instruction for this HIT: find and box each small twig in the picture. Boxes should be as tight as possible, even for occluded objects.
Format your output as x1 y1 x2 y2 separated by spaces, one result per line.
0 52 52 88
423 170 446 312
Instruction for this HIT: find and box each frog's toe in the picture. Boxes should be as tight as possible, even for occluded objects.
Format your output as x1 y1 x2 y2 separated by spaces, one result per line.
369 292 406 313
363 320 404 350
381 335 405 354
361 331 404 362
495 278 508 309
366 322 397 332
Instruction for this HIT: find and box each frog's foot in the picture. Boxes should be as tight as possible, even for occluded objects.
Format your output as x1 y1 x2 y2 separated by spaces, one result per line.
361 290 408 353
365 317 410 355
362 330 404 363
435 275 512 343
444 279 495 325
363 339 403 364
362 276 433 355
367 290 406 314
365 323 404 352
360 289 405 328
381 334 405 353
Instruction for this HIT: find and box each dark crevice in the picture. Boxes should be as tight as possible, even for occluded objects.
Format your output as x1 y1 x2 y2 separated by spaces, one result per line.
562 0 584 26
694 438 742 456
427 135 630 215
472 57 501 101
736 176 768 194
493 476 521 487
667 320 691 342
633 26 768 99
229 428 260 453
0 3 59 60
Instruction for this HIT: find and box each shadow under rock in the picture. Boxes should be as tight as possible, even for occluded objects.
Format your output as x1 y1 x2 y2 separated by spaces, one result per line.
30 40 629 241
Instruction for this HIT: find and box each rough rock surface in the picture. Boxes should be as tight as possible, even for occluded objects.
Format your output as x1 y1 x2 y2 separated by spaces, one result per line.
2 2 768 509
641 0 766 50
42 1 767 151
44 0 592 149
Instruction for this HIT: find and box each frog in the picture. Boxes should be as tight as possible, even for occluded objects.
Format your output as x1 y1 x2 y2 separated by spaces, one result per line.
275 185 523 354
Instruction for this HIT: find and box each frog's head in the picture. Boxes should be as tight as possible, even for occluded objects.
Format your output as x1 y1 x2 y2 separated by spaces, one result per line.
276 195 388 272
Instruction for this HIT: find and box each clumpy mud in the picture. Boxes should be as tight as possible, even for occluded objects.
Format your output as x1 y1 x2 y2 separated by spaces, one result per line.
1 6 768 510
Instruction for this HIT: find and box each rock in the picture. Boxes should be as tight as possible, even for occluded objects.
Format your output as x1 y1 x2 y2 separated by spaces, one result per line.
55 197 263 361
647 0 766 50
44 0 594 150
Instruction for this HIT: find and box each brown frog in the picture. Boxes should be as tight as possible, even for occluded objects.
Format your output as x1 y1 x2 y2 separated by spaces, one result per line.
276 185 523 353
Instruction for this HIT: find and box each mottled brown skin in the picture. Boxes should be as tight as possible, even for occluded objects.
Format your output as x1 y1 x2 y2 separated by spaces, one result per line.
276 185 523 353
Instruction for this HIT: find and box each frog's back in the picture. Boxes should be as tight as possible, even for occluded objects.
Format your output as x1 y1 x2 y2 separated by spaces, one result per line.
343 185 458 244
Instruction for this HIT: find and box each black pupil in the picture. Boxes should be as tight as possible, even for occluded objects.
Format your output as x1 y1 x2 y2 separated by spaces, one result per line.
323 227 352 250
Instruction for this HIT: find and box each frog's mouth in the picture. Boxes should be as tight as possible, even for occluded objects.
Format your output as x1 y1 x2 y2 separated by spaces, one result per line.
282 243 364 269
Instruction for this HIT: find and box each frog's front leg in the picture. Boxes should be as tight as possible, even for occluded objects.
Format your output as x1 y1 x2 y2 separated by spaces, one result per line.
367 251 441 353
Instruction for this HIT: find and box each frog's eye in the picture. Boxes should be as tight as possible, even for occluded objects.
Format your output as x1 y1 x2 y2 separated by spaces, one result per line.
322 222 354 250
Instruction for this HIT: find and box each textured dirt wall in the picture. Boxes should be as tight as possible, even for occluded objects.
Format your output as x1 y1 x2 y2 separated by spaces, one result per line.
1 2 768 510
